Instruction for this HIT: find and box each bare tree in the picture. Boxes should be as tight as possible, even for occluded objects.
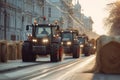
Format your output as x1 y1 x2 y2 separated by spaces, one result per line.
105 1 120 36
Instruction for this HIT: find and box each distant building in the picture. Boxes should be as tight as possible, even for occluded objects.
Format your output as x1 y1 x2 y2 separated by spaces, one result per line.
81 14 94 31
61 0 74 29
73 0 94 32
72 0 84 33
45 0 74 29
44 0 63 27
0 0 94 41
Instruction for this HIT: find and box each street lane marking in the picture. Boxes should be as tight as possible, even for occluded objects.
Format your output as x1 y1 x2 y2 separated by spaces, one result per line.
58 56 95 80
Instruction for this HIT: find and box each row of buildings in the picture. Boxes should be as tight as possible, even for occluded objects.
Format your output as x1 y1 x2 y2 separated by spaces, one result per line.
0 0 95 41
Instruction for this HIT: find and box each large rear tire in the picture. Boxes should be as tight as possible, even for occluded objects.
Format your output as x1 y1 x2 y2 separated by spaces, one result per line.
50 43 60 62
22 41 36 62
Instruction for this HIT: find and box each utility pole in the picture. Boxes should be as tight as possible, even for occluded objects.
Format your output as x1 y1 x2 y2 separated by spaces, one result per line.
4 0 7 40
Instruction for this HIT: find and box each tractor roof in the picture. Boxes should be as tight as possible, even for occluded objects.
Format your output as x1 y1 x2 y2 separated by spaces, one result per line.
61 29 78 33
34 24 59 27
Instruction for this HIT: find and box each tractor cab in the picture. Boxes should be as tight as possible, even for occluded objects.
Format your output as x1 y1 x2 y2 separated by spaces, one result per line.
61 30 78 46
27 24 58 42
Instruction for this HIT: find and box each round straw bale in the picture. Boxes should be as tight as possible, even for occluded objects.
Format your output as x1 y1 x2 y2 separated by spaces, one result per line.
100 41 120 73
0 40 7 62
7 42 17 60
94 35 120 73
15 41 23 59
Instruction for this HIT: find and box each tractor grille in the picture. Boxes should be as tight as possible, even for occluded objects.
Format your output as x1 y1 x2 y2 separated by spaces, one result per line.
62 41 71 46
33 39 50 46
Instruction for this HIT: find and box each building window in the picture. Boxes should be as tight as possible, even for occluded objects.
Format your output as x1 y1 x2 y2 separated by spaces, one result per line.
48 7 51 17
11 35 16 41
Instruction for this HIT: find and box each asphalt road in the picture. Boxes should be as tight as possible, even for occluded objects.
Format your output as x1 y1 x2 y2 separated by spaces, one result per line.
1 55 119 80
0 55 93 80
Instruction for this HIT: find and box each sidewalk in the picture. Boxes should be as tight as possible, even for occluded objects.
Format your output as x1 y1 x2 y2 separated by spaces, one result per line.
0 56 50 73
0 60 39 72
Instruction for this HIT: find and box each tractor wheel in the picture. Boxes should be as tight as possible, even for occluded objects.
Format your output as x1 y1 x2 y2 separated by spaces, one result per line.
72 45 80 58
50 43 60 62
22 42 36 62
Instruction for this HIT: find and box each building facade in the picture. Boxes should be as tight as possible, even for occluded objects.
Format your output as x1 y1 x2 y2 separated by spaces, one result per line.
62 0 74 28
0 0 95 41
72 0 84 33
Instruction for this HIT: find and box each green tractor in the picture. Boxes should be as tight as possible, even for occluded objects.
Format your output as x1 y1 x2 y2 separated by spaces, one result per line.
60 29 80 58
22 23 63 62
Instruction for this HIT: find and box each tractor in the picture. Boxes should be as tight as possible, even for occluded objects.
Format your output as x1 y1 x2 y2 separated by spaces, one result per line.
78 34 96 56
78 34 88 48
22 22 63 62
77 34 89 55
60 29 80 58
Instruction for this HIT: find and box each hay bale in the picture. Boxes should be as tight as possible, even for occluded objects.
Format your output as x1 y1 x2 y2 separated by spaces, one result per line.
15 41 23 59
7 42 17 60
19 42 23 59
0 40 7 63
100 41 120 73
94 35 120 73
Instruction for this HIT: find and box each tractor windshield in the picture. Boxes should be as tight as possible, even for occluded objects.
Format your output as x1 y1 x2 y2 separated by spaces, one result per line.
62 32 72 41
36 27 51 38
78 37 85 44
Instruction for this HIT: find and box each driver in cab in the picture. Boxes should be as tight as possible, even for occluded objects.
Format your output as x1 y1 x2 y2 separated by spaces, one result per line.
41 28 49 35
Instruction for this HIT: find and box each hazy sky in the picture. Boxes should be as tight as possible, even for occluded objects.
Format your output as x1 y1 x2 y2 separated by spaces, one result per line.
73 0 116 35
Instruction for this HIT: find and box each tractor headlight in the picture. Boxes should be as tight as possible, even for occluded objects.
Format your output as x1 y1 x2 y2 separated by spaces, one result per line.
42 38 49 43
53 35 56 37
61 42 63 45
67 41 72 45
93 46 96 49
80 44 84 47
32 39 37 42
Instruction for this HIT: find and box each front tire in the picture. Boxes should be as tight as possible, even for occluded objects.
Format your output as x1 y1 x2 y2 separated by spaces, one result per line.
50 43 60 62
22 41 36 62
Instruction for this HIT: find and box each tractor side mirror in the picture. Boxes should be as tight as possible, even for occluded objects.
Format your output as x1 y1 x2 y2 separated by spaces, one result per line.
26 25 29 30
